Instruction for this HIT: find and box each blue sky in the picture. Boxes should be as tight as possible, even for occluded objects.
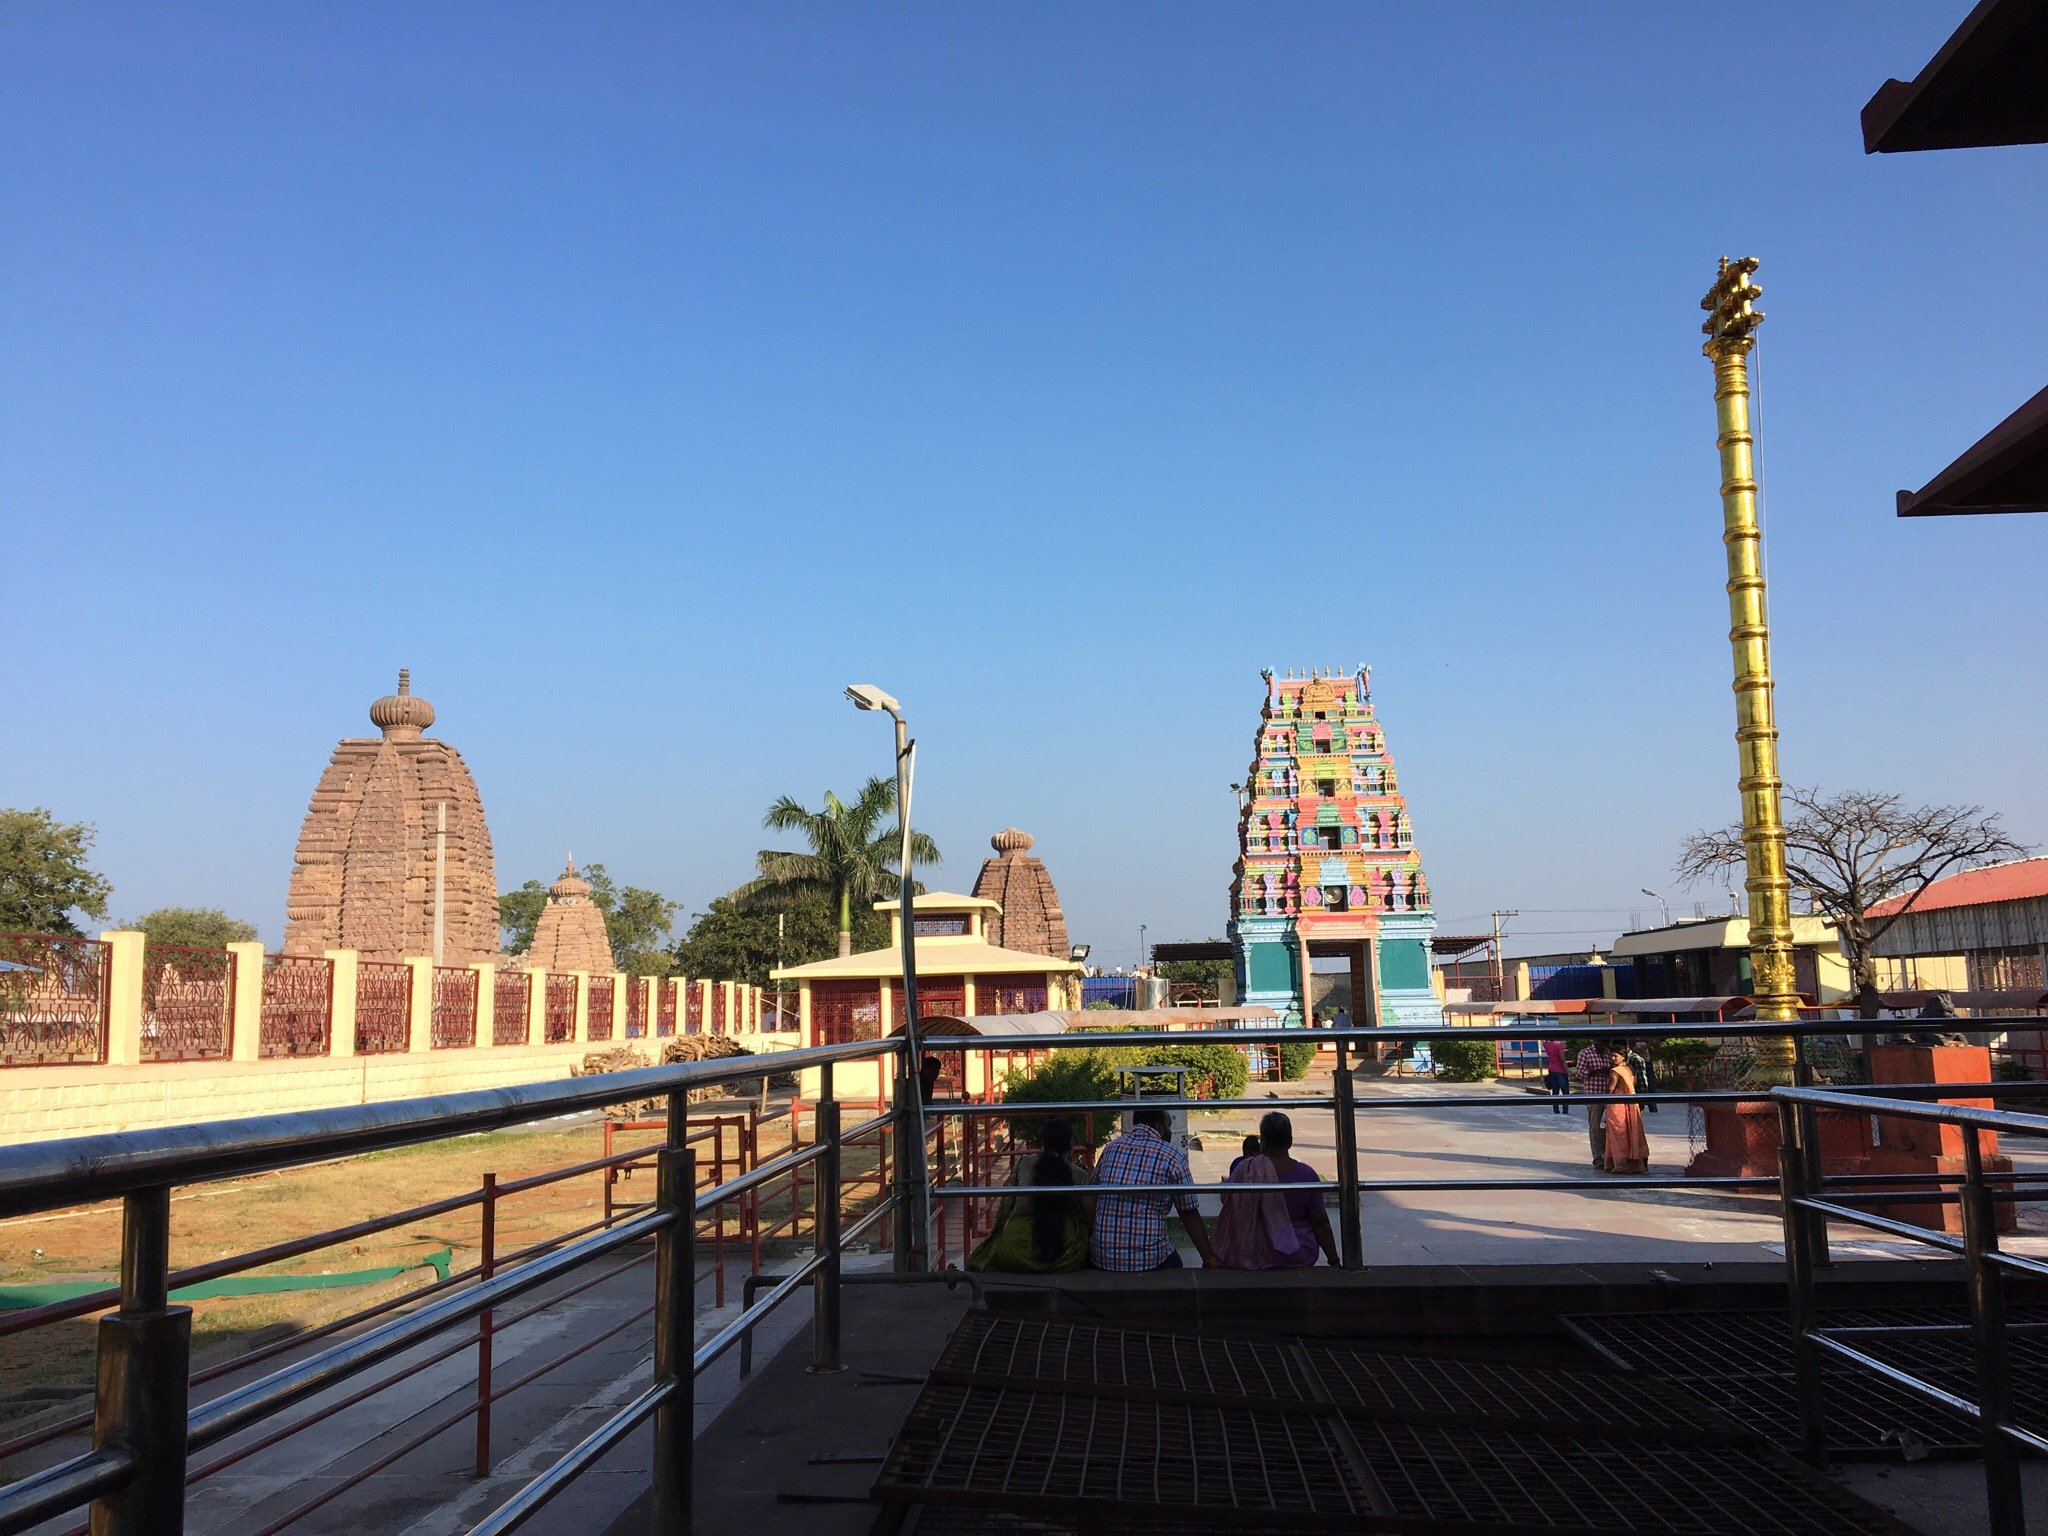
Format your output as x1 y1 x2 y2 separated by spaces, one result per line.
4 4 2043 963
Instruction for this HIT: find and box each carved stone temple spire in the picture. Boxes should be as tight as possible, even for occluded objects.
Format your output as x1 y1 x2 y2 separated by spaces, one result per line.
283 670 500 965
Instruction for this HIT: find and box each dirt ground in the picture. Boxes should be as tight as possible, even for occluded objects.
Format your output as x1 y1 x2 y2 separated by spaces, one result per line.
0 1103 882 1420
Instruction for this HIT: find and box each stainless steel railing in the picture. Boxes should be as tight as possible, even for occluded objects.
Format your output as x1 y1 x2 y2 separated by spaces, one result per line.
1771 1085 2048 1536
0 1036 906 1536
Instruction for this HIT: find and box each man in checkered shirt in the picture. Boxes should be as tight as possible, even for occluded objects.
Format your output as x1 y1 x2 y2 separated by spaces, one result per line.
1089 1109 1217 1270
1573 1041 1617 1168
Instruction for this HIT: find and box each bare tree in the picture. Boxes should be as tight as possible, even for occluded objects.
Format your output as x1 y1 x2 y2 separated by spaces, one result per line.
1676 788 2030 1017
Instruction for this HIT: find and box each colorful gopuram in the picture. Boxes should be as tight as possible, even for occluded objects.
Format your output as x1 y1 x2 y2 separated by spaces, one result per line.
1228 667 1441 1028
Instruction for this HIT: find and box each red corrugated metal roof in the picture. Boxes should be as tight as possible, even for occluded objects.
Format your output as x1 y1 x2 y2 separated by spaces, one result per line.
1867 856 2048 918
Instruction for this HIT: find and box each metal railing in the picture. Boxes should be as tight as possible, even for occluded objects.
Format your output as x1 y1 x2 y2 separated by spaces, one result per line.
0 1036 902 1536
911 1018 2048 1271
1772 1085 2048 1536
9 1015 2048 1535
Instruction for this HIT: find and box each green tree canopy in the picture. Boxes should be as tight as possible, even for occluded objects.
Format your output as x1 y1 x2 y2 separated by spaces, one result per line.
0 808 113 936
131 907 259 949
498 863 680 976
731 778 939 957
671 886 888 987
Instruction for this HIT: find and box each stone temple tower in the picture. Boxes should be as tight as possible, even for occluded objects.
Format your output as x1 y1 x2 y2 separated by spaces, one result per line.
283 670 499 965
515 858 616 974
971 828 1070 959
1228 667 1440 1029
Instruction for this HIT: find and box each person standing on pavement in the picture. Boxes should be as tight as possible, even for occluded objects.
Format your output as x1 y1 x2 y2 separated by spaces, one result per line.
1090 1108 1217 1270
1572 1040 1618 1167
1542 1039 1571 1113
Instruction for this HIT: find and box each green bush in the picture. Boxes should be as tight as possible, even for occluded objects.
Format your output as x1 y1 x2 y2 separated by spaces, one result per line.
1001 1051 1120 1146
1431 1037 1496 1082
1278 1039 1316 1081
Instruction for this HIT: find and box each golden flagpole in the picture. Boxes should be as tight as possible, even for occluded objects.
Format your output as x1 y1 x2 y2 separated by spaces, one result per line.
1701 256 1801 1074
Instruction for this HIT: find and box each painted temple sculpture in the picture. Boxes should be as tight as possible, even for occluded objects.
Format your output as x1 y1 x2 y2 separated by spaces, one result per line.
1229 667 1442 1029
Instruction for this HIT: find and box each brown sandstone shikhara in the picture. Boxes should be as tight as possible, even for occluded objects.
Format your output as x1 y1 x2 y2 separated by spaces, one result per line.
283 671 500 965
513 859 615 974
971 828 1070 959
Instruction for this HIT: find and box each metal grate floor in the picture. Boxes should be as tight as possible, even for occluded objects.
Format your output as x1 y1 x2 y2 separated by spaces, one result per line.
877 1313 1916 1533
1563 1306 2048 1458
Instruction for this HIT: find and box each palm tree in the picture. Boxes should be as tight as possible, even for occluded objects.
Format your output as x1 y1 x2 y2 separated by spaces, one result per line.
734 777 941 957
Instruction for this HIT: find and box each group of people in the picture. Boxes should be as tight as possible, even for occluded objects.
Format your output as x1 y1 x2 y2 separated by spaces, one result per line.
966 1107 1339 1273
1540 1037 1650 1174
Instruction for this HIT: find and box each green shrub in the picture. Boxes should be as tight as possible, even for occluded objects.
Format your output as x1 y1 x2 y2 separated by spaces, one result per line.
1001 1051 1120 1146
1431 1037 1496 1082
1278 1039 1316 1081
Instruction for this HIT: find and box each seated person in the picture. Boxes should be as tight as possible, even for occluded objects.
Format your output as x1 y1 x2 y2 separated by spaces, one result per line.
1090 1108 1216 1271
1211 1110 1339 1269
967 1117 1091 1273
1229 1134 1261 1175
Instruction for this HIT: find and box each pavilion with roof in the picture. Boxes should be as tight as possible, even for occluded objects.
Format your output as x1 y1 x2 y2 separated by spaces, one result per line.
773 887 1084 1101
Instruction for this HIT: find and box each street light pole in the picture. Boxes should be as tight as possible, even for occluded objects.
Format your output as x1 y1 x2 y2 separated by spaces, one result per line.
846 685 931 1272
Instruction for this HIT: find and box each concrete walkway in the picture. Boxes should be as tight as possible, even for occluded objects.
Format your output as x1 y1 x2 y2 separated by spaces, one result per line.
1177 1059 2048 1267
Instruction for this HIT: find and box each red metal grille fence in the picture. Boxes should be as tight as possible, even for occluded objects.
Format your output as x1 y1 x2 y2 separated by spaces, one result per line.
658 980 679 1036
543 973 576 1044
710 985 727 1035
0 933 109 1066
974 976 1047 1015
493 971 531 1045
432 966 477 1048
625 978 648 1038
260 954 334 1058
586 977 614 1042
812 981 882 1045
680 983 699 1035
354 962 412 1054
139 944 235 1063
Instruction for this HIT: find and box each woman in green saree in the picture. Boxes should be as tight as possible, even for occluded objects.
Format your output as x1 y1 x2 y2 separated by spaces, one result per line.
966 1117 1092 1273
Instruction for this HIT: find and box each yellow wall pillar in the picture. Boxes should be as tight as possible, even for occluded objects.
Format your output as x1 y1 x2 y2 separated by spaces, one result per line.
227 941 266 1062
607 972 627 1039
525 971 546 1046
405 957 434 1053
572 971 591 1045
962 976 977 1016
473 961 497 1049
798 982 812 1045
100 930 145 1067
325 950 359 1059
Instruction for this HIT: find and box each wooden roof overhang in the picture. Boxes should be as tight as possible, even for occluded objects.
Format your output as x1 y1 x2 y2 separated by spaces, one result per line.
1895 382 2048 517
1862 0 2048 154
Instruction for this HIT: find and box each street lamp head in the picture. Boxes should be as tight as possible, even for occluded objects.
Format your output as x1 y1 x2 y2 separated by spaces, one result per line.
844 683 900 715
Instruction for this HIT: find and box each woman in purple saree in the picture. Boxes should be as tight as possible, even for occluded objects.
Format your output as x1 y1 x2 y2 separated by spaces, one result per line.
1212 1111 1340 1269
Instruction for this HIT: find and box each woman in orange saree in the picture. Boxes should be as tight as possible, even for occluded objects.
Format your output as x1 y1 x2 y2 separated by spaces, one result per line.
1602 1055 1650 1174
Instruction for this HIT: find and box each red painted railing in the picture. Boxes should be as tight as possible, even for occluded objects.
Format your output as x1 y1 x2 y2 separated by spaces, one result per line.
587 976 614 1043
625 978 648 1039
259 954 334 1058
543 974 576 1044
0 933 109 1066
493 971 531 1045
140 944 235 1063
354 961 413 1054
658 979 678 1037
432 966 477 1048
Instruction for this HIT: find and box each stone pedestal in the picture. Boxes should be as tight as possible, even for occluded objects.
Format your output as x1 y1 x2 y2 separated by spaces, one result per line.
1866 1044 2014 1235
1684 1100 1872 1181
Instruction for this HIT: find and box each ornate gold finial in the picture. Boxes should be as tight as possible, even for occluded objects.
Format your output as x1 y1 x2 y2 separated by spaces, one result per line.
1700 255 1764 353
